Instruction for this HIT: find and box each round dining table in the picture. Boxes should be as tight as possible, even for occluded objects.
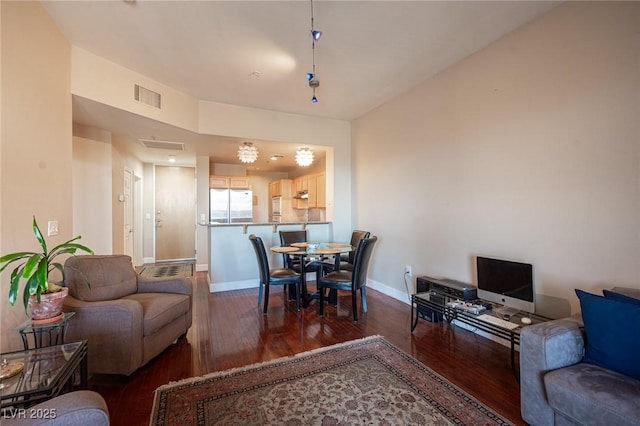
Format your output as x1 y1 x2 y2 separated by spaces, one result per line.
270 242 353 308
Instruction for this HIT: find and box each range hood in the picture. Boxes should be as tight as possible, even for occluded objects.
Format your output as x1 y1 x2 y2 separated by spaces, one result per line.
295 190 309 199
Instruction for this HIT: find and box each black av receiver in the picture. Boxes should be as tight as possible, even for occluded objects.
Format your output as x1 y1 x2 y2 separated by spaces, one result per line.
416 276 477 301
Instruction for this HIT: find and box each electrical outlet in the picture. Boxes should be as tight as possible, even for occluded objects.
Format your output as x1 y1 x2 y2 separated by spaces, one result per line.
405 265 412 277
47 220 59 237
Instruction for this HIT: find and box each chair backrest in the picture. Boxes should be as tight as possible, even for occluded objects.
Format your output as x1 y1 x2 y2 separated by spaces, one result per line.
279 230 307 268
351 236 377 290
348 230 371 264
249 234 270 284
64 255 137 301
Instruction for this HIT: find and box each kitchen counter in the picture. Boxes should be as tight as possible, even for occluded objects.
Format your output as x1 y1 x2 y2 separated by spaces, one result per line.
200 221 331 233
202 221 333 292
201 221 331 226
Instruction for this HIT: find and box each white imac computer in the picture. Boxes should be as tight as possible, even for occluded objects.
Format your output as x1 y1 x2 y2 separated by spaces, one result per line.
476 256 535 314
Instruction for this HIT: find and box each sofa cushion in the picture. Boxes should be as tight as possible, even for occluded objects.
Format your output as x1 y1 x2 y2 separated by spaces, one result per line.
124 293 190 336
545 362 640 426
65 255 138 301
610 286 640 301
575 289 640 380
603 289 640 305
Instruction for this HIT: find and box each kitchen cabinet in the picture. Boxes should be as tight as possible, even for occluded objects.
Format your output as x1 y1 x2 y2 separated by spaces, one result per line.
229 177 249 189
269 173 324 215
209 176 250 189
269 181 281 197
307 174 317 208
288 172 326 209
210 176 228 188
294 176 308 193
316 172 326 208
293 176 308 210
270 179 292 198
293 197 307 210
268 179 293 218
308 172 326 209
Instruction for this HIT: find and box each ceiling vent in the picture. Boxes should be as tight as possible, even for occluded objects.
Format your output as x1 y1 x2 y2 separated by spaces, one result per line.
138 139 185 151
134 84 161 109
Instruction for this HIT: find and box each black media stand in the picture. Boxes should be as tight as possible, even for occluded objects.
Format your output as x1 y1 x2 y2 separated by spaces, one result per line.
411 287 549 378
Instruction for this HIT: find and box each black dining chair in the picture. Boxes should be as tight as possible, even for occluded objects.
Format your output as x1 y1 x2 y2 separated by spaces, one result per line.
249 234 302 314
339 230 371 271
317 235 378 322
279 229 333 281
279 230 307 270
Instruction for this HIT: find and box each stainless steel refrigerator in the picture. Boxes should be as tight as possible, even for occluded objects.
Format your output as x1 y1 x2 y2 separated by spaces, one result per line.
210 188 253 223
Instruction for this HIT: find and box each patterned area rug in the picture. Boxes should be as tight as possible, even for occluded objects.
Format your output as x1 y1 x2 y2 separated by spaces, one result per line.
139 263 193 278
150 336 513 425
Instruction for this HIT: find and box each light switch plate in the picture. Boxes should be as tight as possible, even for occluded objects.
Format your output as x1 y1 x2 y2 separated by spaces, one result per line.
47 220 59 236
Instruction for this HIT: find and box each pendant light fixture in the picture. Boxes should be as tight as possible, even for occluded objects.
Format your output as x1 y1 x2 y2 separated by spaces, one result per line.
237 142 258 163
307 0 321 103
295 147 314 167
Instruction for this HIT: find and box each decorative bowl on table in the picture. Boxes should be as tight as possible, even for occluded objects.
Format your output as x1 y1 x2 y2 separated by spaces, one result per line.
306 242 320 252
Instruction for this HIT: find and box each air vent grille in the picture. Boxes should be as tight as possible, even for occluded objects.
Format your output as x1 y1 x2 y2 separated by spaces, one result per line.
134 84 161 109
138 139 185 151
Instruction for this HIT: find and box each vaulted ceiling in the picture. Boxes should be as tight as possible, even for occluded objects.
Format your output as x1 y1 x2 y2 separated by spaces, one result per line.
42 1 559 170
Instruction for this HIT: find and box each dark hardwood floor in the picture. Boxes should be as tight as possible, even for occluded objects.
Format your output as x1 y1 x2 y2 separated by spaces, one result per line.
90 272 524 425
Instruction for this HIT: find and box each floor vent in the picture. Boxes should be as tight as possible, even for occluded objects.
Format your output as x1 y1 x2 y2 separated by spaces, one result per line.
134 84 161 109
138 139 185 151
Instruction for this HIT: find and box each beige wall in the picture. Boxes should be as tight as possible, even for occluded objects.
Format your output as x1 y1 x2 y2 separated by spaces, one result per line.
1 2 72 351
71 126 145 259
352 2 640 315
70 49 353 241
195 156 209 271
71 47 200 133
72 129 113 255
111 135 144 254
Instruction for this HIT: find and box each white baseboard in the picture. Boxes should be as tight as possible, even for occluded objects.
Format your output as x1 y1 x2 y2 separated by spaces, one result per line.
143 257 155 265
366 278 412 306
195 263 208 272
210 278 258 293
209 273 319 293
207 276 413 306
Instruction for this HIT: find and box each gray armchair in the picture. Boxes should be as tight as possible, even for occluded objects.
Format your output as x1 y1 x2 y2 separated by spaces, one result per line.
3 391 109 426
520 287 640 426
62 255 192 376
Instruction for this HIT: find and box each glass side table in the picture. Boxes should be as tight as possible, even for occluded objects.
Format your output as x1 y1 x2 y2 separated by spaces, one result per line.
0 340 88 410
14 312 75 350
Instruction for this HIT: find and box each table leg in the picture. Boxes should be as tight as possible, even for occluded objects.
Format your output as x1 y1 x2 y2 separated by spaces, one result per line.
510 334 520 382
19 333 29 351
300 254 310 308
411 297 419 332
80 348 89 389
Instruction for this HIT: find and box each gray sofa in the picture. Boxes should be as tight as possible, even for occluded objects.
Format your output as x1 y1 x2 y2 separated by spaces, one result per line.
3 391 109 426
520 287 640 426
62 255 192 376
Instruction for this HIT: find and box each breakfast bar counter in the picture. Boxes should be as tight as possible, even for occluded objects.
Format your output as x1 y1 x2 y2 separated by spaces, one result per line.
200 221 333 293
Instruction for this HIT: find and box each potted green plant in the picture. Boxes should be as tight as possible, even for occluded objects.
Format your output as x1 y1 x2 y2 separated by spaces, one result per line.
0 216 94 323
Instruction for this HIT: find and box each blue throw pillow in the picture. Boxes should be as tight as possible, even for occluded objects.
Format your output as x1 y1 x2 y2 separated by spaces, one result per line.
575 289 640 380
603 289 640 305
